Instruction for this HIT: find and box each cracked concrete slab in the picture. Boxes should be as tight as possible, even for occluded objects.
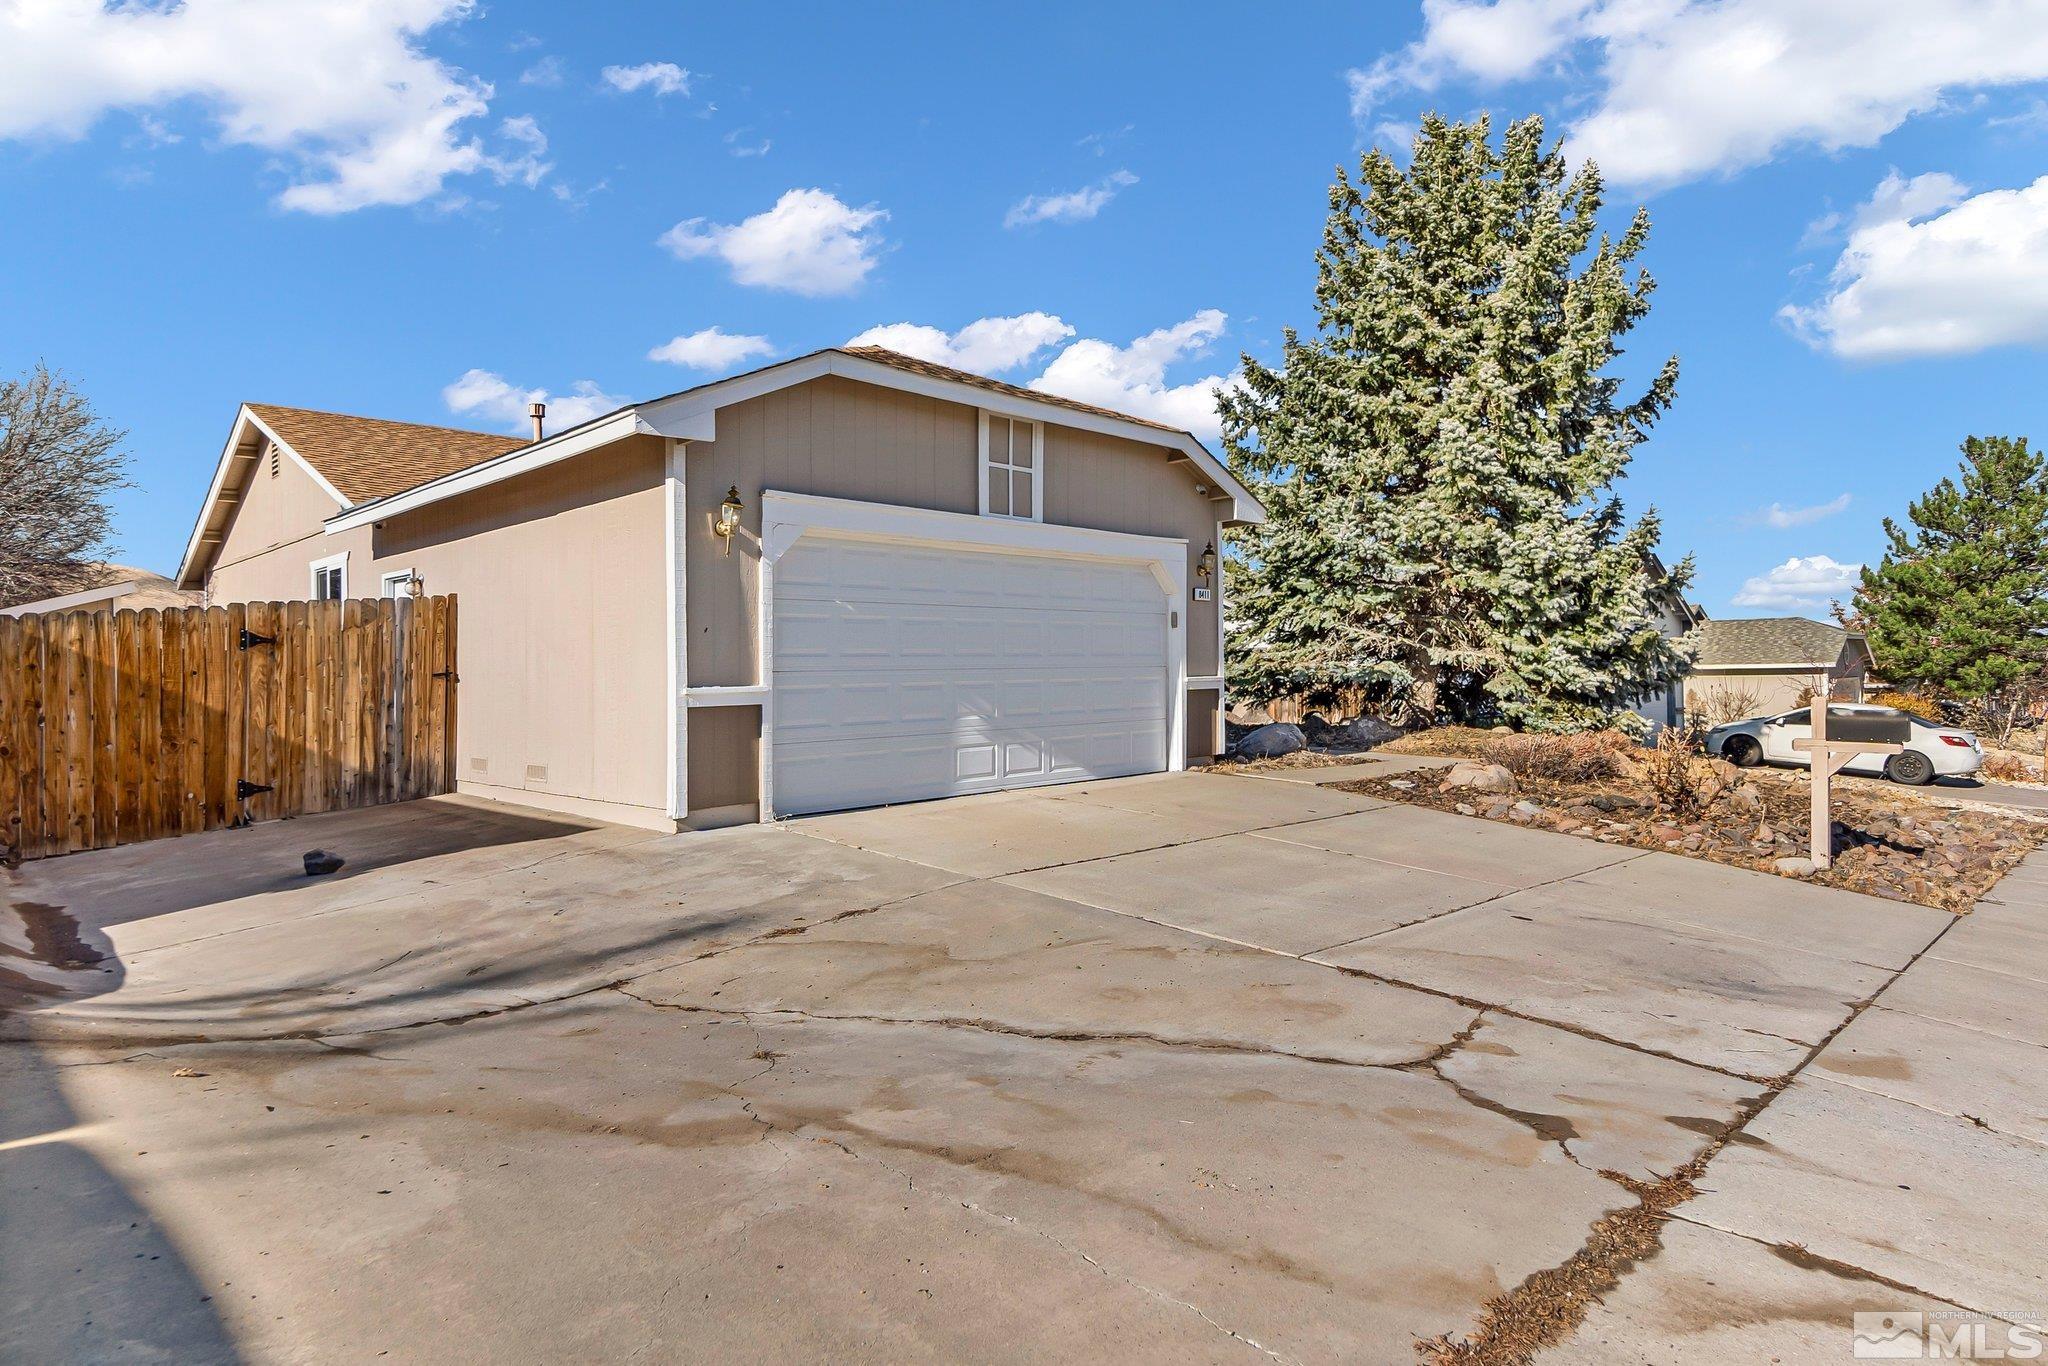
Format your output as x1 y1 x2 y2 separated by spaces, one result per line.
790 784 1253 879
1558 855 1952 972
1054 770 1390 827
1539 1217 2022 1365
6 818 958 1043
1314 885 1896 1076
1877 952 2048 1048
1683 1074 2048 1314
1809 1002 2048 1145
626 878 1478 1066
1930 885 2048 986
1250 804 1642 890
10 994 1639 1364
1007 830 1511 956
1434 1014 1765 1182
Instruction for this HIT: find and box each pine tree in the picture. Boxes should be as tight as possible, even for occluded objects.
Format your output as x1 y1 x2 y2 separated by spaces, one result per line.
1221 115 1691 730
1853 436 2048 716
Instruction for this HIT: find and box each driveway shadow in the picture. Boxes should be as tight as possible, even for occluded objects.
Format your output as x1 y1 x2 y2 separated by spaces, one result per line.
2 903 242 1362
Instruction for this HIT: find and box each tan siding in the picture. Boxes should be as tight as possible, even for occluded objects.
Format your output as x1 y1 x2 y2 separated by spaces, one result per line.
210 434 672 827
208 443 361 602
687 705 760 815
1186 689 1222 763
683 372 1226 720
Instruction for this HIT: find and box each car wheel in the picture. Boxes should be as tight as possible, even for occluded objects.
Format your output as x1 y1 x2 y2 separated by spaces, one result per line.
1886 750 1936 786
1723 736 1762 768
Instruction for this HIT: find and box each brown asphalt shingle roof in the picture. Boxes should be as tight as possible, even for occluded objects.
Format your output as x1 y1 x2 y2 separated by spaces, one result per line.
247 403 529 505
1693 617 1859 668
837 346 1185 435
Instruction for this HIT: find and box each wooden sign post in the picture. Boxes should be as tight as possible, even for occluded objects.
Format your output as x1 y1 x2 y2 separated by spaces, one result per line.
1789 675 1901 871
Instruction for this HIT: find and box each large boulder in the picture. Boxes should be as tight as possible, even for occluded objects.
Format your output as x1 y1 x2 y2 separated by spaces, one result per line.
1233 723 1306 759
1330 715 1401 750
1441 762 1518 794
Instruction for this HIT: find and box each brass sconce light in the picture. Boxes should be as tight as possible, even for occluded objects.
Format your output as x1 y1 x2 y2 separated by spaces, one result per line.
1196 541 1218 584
715 486 744 555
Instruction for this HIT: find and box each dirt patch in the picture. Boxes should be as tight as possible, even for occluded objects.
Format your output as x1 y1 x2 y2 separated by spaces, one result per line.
1205 749 1361 774
1336 763 2042 914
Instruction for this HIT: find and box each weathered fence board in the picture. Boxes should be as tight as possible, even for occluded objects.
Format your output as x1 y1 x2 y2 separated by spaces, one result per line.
0 596 457 862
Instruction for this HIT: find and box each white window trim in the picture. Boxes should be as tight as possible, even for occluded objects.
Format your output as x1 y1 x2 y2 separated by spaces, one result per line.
378 568 416 598
978 410 1043 522
310 550 349 601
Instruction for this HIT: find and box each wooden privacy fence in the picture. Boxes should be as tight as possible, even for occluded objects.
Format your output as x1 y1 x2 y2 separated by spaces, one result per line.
0 596 458 862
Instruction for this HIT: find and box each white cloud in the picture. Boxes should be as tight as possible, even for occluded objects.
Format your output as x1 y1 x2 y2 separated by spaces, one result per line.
519 56 565 88
0 0 546 214
1730 554 1863 612
1781 170 2048 360
1004 170 1138 228
1028 310 1235 441
1749 493 1851 529
1349 0 2048 188
660 189 887 296
846 314 1075 373
442 369 628 435
601 62 690 97
647 327 777 371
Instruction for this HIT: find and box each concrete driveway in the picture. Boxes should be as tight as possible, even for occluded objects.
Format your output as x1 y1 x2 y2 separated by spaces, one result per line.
4 767 2044 1363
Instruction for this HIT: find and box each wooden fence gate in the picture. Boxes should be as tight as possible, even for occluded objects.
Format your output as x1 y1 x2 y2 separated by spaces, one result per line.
0 596 457 862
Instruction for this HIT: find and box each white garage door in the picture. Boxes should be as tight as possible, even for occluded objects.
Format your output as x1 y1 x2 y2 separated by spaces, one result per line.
770 534 1170 816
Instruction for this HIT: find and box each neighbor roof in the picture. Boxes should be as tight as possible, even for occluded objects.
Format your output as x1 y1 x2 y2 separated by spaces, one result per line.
1693 617 1861 669
246 404 529 505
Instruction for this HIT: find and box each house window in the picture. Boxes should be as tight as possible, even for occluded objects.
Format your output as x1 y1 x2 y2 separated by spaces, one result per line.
380 569 416 599
980 413 1041 521
310 553 348 601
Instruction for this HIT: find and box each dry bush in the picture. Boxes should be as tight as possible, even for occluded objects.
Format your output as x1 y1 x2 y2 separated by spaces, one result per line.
1479 730 1637 783
1981 751 2043 783
1868 688 1939 717
1688 683 1765 728
1640 728 1718 818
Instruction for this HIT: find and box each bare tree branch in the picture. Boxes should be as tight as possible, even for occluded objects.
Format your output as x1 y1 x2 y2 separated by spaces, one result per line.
0 363 131 605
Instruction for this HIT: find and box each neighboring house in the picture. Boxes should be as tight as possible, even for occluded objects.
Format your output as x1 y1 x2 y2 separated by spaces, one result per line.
176 347 1264 830
1625 555 1705 734
1685 616 1873 721
1 563 203 618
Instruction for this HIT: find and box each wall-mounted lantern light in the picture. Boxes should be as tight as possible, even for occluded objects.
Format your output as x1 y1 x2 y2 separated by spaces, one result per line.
1196 541 1218 584
715 485 744 555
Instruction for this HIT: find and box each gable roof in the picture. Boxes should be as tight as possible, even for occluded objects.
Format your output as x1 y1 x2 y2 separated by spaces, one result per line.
1693 617 1863 669
838 346 1182 434
324 346 1265 535
245 404 529 505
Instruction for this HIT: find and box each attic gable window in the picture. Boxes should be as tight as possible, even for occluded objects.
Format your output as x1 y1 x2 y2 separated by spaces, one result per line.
980 412 1041 521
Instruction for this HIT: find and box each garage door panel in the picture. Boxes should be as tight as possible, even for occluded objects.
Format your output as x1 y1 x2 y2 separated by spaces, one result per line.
770 533 1173 815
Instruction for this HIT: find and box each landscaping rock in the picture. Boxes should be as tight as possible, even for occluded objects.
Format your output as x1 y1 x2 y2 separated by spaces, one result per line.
1330 715 1402 749
1441 762 1517 794
1232 723 1306 759
303 850 345 877
1774 856 1817 878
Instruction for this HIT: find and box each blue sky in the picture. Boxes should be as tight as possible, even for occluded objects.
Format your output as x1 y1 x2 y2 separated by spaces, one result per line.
3 1 2047 617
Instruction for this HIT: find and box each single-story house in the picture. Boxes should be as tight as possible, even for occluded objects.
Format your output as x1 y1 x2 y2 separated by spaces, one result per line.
1 563 202 617
175 347 1264 831
1684 616 1873 721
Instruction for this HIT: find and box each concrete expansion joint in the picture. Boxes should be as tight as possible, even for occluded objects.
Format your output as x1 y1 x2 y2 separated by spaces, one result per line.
1669 1213 2025 1326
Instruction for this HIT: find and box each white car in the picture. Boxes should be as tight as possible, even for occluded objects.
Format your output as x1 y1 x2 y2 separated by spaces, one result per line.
1704 704 1982 785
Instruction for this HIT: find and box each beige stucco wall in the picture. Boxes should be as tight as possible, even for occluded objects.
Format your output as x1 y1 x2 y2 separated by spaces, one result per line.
207 434 673 829
208 443 372 601
1687 654 1866 724
680 375 1227 809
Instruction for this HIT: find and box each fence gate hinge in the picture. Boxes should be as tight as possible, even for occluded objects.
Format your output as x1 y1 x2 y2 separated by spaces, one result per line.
432 669 457 680
236 779 274 801
239 628 277 651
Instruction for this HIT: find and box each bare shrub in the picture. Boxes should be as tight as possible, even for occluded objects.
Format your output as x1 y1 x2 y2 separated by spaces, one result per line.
1641 728 1719 818
1480 730 1635 784
1689 683 1764 728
